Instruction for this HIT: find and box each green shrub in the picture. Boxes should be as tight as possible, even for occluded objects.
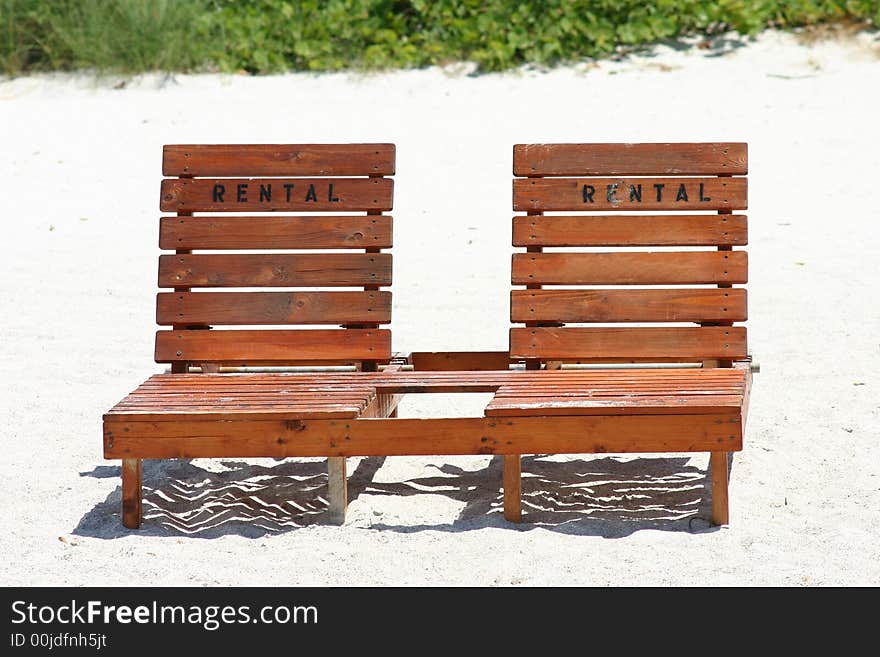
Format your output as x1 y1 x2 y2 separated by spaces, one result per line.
1 0 878 76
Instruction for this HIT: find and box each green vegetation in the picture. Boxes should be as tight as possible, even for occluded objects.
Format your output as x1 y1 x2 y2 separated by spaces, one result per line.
2 0 878 75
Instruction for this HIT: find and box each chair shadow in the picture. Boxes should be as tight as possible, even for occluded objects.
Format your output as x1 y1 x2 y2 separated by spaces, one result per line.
367 455 728 537
74 454 729 539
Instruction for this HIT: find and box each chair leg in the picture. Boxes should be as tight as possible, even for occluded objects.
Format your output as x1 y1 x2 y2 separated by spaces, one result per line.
503 454 522 523
710 451 729 525
327 457 347 525
122 458 143 529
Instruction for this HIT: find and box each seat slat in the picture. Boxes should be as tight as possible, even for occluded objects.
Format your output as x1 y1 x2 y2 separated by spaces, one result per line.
510 327 747 360
160 216 393 250
160 177 393 212
513 143 748 176
512 251 747 285
157 291 391 325
511 288 746 323
155 329 391 363
484 395 743 416
512 215 747 247
513 177 746 212
163 144 395 177
158 253 392 288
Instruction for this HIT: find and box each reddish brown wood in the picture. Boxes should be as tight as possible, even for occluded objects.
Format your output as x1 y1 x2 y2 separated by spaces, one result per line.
512 214 747 247
160 177 393 212
511 288 747 323
163 144 395 177
512 251 747 285
510 327 748 360
158 253 392 288
154 328 391 363
513 143 747 176
409 351 513 371
160 215 393 250
485 394 743 416
503 455 522 522
121 458 142 529
157 291 391 325
513 177 747 212
710 451 730 525
104 413 742 459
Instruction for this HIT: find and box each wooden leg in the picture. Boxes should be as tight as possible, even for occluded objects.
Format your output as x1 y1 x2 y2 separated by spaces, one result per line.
503 454 522 523
122 458 143 529
710 451 729 525
327 457 347 525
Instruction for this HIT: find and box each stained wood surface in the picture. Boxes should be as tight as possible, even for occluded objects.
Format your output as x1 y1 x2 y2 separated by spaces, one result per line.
409 351 513 371
511 289 747 323
513 143 748 176
510 327 747 360
157 291 391 325
155 329 391 363
104 413 742 459
124 368 747 395
512 251 747 285
512 214 747 247
158 253 392 288
503 455 522 522
163 144 395 177
160 177 393 212
711 451 730 525
160 216 393 250
513 177 747 211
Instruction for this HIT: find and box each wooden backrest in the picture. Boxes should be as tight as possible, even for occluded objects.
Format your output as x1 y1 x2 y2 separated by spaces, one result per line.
155 144 394 369
510 143 748 365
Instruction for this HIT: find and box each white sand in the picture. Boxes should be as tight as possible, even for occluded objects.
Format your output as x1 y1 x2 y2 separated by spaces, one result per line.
1 30 879 586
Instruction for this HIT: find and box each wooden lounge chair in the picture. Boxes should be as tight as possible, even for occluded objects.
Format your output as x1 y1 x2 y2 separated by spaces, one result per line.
103 143 399 528
498 142 754 524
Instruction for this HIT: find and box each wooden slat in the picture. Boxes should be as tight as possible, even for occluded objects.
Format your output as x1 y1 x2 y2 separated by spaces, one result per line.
160 216 393 250
512 214 747 247
485 394 743 416
513 143 747 176
160 177 393 212
157 291 391 325
163 144 395 177
409 351 512 371
513 177 746 211
511 289 747 323
512 252 747 285
155 329 391 363
103 414 742 459
510 327 747 360
158 253 392 288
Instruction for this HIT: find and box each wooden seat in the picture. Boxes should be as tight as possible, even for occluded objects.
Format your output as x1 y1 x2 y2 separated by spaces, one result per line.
501 142 753 524
103 143 397 528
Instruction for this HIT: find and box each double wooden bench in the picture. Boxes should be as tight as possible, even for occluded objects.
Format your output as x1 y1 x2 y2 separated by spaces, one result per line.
103 142 752 529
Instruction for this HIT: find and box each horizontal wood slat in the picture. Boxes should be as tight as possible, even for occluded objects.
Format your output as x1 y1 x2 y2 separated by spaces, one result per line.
512 214 747 247
160 177 393 212
163 144 395 177
513 143 748 176
158 253 392 288
512 251 747 285
511 289 747 323
104 414 742 459
155 329 391 363
485 395 743 416
510 327 747 360
513 177 746 211
157 291 391 325
159 216 393 250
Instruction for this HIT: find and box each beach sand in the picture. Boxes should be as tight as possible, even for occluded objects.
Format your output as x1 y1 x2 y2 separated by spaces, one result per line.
1 29 878 586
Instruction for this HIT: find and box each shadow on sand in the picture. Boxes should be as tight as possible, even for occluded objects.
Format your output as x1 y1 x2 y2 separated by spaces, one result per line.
74 454 731 540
